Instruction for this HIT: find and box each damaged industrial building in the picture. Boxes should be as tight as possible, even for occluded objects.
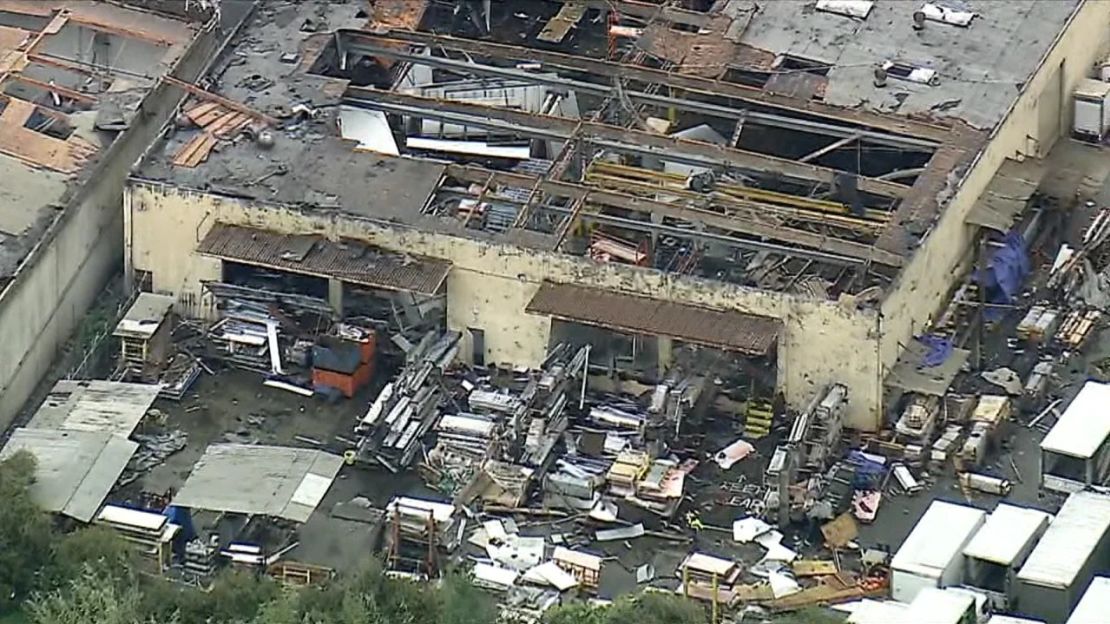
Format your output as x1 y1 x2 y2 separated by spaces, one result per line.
122 0 1100 432
4 0 1110 622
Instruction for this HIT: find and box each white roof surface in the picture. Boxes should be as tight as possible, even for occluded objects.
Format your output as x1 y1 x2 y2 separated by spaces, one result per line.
0 428 137 522
1018 492 1110 588
553 547 602 571
840 599 909 624
171 444 343 523
898 588 971 624
114 292 174 338
1068 576 1110 624
989 617 1045 624
963 504 1051 565
681 552 737 575
1041 382 1110 458
97 505 167 532
28 380 161 437
891 501 986 577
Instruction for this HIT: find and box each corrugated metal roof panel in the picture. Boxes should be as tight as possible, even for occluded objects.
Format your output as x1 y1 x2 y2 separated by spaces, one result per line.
525 282 781 356
196 224 451 295
29 380 161 437
0 428 138 522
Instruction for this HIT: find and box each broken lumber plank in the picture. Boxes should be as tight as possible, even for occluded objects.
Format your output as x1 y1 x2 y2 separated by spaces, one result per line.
163 75 278 126
193 106 228 128
205 111 245 137
217 115 252 139
538 2 586 43
173 133 219 168
792 560 838 577
184 101 221 124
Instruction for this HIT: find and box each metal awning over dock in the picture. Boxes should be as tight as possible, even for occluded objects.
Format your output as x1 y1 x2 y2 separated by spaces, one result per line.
526 282 781 356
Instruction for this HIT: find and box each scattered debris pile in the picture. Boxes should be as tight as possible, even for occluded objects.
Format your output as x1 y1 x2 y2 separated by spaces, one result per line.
356 330 461 471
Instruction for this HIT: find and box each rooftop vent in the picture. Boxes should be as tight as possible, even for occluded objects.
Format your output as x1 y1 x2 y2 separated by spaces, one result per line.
815 0 874 19
912 10 926 31
919 3 977 27
873 66 888 88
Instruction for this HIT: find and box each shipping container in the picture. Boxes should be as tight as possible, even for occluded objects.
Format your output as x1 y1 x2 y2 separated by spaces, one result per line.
962 503 1053 610
1015 492 1110 623
890 500 987 603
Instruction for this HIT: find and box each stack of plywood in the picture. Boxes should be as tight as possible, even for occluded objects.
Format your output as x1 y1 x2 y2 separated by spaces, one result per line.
1017 305 1059 342
606 450 649 496
1055 309 1101 350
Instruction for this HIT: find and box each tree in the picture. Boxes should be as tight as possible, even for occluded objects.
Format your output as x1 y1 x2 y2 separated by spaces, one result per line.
0 452 54 612
545 592 704 624
27 567 170 624
543 602 605 624
139 570 281 624
50 526 132 586
439 572 498 624
767 607 845 624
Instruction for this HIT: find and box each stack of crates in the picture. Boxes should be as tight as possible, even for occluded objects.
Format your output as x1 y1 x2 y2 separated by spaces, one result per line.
745 399 773 438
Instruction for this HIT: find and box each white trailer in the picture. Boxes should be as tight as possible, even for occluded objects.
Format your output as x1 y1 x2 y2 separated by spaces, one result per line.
963 504 1053 609
890 500 987 603
895 587 977 624
1068 576 1110 624
1016 492 1110 623
1040 381 1110 494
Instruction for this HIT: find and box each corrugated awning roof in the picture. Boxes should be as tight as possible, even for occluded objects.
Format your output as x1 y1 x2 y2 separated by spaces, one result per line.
526 282 781 356
197 224 450 295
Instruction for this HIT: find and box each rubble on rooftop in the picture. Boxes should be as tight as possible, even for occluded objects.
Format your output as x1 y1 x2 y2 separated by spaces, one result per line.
129 0 1088 300
24 0 1110 621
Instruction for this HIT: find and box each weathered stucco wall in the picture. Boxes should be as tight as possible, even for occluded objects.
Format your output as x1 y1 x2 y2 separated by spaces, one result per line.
880 2 1110 391
126 182 884 429
0 8 251 426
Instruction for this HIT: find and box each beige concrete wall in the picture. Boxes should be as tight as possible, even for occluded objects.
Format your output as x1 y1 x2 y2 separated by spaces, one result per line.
880 1 1110 384
0 10 247 426
126 182 885 429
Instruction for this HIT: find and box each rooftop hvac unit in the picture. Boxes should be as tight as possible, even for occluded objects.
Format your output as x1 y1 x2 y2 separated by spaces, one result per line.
1073 78 1110 142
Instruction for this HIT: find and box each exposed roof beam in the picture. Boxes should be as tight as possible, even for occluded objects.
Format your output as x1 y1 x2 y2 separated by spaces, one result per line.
343 87 909 200
799 134 861 164
343 34 936 153
444 164 904 267
338 29 951 144
566 0 713 27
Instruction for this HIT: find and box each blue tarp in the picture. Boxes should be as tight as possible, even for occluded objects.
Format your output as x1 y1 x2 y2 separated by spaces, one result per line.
848 450 886 489
163 505 196 543
916 334 954 368
979 230 1030 320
